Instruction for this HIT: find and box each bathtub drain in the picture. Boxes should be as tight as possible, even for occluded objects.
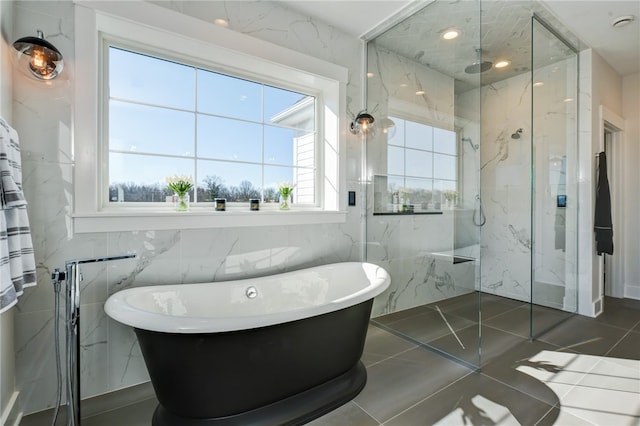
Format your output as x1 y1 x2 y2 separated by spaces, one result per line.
246 286 258 299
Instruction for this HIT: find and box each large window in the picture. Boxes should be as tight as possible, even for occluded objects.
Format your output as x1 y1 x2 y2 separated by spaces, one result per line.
73 2 347 232
105 46 316 207
386 116 457 208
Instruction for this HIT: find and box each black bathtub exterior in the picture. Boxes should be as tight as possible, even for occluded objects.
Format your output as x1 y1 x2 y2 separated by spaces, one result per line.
135 299 374 425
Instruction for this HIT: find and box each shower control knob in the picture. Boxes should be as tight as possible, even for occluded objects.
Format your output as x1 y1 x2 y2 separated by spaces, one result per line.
246 286 258 299
51 268 65 281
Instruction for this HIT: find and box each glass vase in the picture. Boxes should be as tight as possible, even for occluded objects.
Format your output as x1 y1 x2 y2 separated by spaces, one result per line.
175 193 189 212
279 194 290 210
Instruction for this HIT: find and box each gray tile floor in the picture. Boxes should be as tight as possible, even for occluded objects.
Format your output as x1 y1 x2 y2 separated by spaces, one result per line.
82 295 640 426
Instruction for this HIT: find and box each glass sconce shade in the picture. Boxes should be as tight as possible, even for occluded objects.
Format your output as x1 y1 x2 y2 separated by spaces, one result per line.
349 110 375 134
379 117 396 137
13 30 64 80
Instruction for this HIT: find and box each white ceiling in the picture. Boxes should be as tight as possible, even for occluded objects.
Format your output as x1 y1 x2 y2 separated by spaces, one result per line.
278 0 640 77
542 1 640 76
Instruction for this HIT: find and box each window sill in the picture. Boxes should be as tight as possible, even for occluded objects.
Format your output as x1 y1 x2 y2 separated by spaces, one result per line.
73 209 348 233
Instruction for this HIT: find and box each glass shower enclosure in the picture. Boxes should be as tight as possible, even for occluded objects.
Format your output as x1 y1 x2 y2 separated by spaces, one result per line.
365 0 578 368
530 15 579 337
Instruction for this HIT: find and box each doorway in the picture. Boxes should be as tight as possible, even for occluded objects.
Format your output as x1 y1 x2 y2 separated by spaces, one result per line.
599 106 625 301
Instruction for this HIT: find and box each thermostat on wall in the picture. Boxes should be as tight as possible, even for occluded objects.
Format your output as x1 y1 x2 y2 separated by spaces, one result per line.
557 195 567 208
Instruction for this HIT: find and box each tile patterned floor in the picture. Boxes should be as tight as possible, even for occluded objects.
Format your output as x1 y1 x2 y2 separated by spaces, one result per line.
80 296 639 426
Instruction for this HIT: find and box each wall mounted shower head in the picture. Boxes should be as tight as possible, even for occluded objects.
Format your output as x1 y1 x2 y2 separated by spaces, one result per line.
511 128 523 139
465 48 493 74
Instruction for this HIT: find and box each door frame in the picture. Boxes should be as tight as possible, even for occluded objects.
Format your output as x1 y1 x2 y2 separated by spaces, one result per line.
597 105 625 303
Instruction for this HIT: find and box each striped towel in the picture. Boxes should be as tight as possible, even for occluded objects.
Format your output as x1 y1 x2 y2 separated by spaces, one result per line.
0 117 36 313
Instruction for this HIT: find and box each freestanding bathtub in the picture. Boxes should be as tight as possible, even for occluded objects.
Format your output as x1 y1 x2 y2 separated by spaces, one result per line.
104 262 390 426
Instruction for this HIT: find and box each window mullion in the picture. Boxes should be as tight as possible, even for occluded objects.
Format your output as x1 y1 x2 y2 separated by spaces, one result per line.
261 84 265 202
194 67 199 203
403 121 407 190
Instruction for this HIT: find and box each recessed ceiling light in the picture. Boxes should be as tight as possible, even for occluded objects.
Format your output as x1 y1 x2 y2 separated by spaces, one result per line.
612 15 635 28
563 97 574 103
416 90 425 95
400 83 408 87
367 72 374 78
214 18 229 28
441 29 460 40
495 60 511 69
533 81 544 87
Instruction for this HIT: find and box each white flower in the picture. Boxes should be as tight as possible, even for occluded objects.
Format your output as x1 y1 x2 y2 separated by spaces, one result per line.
278 181 296 197
166 175 193 195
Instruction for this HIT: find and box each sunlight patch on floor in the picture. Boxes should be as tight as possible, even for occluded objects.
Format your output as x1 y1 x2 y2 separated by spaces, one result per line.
517 350 640 425
435 395 518 425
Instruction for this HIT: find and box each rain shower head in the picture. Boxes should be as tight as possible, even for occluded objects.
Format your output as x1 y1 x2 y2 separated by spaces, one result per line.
465 61 492 74
465 48 493 74
511 128 523 139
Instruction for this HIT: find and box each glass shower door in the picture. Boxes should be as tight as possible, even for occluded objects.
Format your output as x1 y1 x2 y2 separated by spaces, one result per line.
365 0 482 369
530 15 579 337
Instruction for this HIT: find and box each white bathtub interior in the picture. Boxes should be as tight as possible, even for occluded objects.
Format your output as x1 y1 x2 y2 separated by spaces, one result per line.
105 262 390 333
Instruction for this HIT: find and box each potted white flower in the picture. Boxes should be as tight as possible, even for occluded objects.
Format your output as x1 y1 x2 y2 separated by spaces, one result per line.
277 182 296 210
166 175 193 211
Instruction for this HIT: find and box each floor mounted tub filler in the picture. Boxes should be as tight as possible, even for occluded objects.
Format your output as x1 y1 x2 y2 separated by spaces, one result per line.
104 262 391 425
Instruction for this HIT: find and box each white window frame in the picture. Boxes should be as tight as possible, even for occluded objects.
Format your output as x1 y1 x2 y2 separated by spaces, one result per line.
73 1 348 233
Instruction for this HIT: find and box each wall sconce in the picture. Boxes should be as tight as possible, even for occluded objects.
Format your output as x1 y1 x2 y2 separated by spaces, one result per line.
379 117 396 137
349 110 375 135
13 30 64 80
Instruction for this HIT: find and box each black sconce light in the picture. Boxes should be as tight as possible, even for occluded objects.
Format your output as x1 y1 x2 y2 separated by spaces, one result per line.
349 110 375 135
13 30 64 80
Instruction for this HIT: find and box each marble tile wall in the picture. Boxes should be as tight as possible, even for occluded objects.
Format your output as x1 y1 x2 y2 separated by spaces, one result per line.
13 0 365 414
467 72 534 302
577 49 596 315
531 58 579 311
368 212 478 316
457 60 577 305
366 44 480 316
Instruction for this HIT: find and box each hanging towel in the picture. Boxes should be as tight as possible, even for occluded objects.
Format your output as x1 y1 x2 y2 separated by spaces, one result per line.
594 151 613 255
0 117 37 313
